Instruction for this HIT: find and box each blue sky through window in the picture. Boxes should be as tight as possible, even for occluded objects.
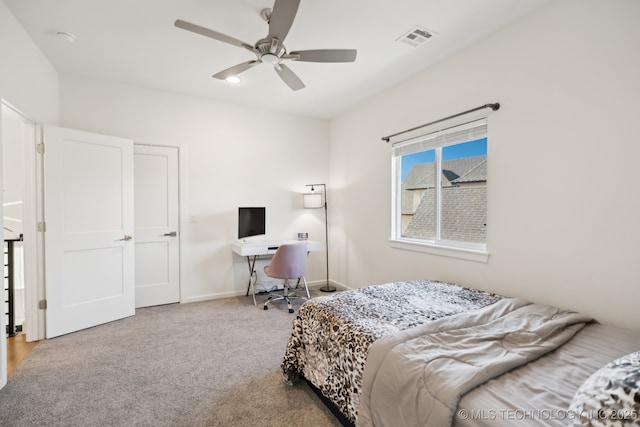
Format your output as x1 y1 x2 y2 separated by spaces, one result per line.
401 138 487 180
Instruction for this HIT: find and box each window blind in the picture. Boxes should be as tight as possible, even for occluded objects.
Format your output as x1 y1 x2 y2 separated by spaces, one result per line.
392 118 487 157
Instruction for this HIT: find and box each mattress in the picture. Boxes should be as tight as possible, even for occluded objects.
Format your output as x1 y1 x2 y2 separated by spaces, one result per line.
454 323 640 427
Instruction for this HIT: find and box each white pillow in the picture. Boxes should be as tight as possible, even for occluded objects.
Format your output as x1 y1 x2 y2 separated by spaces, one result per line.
568 351 640 426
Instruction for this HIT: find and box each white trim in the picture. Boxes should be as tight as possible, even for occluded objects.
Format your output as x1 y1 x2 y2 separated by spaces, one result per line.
23 121 40 342
35 125 46 340
435 148 442 240
182 279 344 304
391 115 489 256
183 292 240 303
0 104 6 389
390 155 401 238
389 238 489 263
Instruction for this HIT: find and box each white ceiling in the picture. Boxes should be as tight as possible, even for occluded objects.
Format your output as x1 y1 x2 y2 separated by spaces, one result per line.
4 0 550 119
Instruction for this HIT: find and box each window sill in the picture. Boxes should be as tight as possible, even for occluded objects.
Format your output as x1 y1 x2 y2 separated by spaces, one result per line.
389 239 489 263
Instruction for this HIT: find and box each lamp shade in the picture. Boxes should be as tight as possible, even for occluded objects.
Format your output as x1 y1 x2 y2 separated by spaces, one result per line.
303 193 323 209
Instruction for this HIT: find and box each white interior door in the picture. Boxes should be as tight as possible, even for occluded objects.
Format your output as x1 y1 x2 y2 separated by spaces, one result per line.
43 126 135 338
134 145 180 308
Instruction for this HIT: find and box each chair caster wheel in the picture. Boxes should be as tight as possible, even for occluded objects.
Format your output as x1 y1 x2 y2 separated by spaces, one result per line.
288 308 294 313
263 306 268 310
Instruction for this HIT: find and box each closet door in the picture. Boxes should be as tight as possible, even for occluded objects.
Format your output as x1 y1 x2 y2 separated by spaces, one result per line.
43 126 135 338
133 144 180 308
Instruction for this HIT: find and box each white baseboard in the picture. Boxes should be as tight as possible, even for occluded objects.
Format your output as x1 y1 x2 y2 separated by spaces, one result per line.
181 279 352 304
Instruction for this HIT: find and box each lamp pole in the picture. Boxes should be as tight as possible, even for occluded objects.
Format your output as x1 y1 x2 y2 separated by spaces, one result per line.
306 183 335 292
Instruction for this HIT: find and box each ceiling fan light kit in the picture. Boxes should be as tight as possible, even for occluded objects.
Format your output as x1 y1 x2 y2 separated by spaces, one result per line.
175 0 357 91
260 8 272 23
225 76 242 84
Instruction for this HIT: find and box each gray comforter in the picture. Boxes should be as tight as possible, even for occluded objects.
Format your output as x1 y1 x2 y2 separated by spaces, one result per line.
281 280 502 424
357 298 593 427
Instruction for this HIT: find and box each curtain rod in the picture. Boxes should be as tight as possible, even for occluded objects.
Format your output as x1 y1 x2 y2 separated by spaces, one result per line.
381 102 500 143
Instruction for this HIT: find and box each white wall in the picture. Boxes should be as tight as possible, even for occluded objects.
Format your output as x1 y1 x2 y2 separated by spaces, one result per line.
329 0 640 330
59 75 330 302
0 2 58 124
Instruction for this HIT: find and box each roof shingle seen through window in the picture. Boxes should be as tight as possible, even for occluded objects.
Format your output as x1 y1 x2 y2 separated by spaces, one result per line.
401 155 487 243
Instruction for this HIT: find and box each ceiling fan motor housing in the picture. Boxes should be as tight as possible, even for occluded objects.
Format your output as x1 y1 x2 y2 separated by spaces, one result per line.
256 39 285 58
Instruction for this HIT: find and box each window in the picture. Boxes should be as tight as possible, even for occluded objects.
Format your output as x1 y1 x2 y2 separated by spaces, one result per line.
391 119 488 259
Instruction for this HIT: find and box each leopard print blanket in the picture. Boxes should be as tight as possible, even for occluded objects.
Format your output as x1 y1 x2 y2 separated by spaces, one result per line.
281 279 502 424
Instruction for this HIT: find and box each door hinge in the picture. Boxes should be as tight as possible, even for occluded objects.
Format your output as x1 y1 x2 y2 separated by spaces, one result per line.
37 222 46 232
39 299 47 310
36 143 45 154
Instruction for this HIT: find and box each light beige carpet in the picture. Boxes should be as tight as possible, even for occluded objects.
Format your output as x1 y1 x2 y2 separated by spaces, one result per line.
0 293 342 427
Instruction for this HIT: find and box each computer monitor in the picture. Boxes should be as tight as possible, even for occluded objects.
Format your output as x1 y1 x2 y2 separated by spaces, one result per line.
238 207 266 240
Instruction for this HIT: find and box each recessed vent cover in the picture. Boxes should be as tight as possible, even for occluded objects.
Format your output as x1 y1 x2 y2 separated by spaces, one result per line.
397 26 436 47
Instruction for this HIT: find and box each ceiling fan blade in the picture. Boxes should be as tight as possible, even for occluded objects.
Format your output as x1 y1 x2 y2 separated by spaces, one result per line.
268 0 300 42
175 19 250 49
213 61 260 80
289 49 357 63
274 63 305 91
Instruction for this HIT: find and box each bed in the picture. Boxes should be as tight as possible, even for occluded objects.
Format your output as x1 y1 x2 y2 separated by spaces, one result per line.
281 280 640 426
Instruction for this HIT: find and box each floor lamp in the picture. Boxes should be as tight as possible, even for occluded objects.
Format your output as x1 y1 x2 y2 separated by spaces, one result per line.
304 184 335 292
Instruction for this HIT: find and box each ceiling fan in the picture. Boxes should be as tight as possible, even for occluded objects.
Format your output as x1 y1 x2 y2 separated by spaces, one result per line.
174 0 357 91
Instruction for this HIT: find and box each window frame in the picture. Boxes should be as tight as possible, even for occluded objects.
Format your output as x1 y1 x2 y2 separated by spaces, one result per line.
389 118 489 263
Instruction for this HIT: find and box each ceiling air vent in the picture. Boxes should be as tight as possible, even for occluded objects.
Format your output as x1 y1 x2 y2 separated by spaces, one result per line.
397 26 436 47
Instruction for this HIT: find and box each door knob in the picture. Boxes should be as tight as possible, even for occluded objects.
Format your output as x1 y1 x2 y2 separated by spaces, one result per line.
163 231 177 237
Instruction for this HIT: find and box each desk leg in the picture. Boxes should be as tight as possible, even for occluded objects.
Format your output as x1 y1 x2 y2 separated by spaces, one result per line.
245 255 258 305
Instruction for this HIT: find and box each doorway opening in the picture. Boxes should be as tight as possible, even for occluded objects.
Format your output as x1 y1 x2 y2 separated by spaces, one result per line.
2 101 41 377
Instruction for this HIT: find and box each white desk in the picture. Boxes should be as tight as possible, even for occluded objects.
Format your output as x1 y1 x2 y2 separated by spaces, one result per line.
231 239 321 257
232 239 322 305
